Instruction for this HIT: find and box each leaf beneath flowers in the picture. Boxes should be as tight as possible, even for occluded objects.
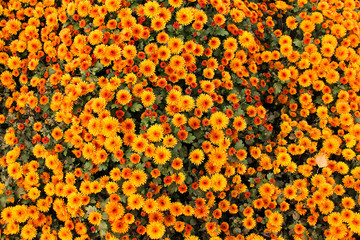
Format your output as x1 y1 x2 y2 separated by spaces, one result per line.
315 153 328 168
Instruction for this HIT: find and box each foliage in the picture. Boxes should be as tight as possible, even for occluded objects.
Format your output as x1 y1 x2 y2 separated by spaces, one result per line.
1 0 360 239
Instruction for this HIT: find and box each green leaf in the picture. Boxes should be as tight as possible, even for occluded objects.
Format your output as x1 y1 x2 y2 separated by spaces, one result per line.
92 61 103 73
130 103 143 112
235 140 245 149
48 67 56 75
0 196 7 208
216 28 229 36
98 164 107 171
183 134 196 144
136 163 145 171
99 221 108 237
234 108 245 116
73 22 80 30
101 212 109 220
274 82 282 95
293 40 303 48
83 161 92 171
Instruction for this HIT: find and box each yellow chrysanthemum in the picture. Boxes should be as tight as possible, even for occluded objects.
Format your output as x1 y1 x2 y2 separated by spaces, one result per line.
147 124 164 142
88 29 103 45
146 222 166 239
116 89 132 105
210 111 229 130
176 8 194 25
21 223 37 240
88 211 102 225
101 116 120 137
58 227 72 240
196 94 213 112
144 1 160 18
130 170 148 187
127 194 145 210
141 90 156 107
189 149 205 165
238 31 255 48
153 146 171 165
169 0 183 8
211 173 227 192
143 198 158 214
151 17 166 31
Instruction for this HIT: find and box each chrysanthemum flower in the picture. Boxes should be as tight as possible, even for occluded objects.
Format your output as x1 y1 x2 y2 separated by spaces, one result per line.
153 146 171 165
233 116 247 131
322 137 341 154
144 1 160 18
178 96 195 112
7 56 21 70
277 152 291 167
156 195 171 211
268 211 284 227
259 183 275 198
331 24 347 38
176 7 194 25
93 149 108 165
121 16 136 28
111 219 129 234
147 124 164 142
121 180 136 196
88 29 103 45
172 113 187 127
167 37 184 54
299 19 315 32
105 0 121 11
211 173 227 192
321 43 335 57
280 44 293 57
130 170 148 187
169 202 184 217
157 7 172 22
88 211 102 225
196 94 213 112
106 45 122 61
210 111 229 130
198 176 211 191
146 222 166 239
318 199 335 215
8 162 22 180
139 59 156 77
127 194 145 210
156 31 169 44
141 90 156 107
189 149 205 165
203 68 214 79
122 45 137 59
238 31 255 48
151 17 166 31
169 55 185 70
208 129 224 146
243 217 256 230
213 14 226 26
143 198 158 214
21 223 37 240
169 0 183 8
5 19 21 35
335 46 349 61
158 45 171 61
116 89 132 105
101 116 120 137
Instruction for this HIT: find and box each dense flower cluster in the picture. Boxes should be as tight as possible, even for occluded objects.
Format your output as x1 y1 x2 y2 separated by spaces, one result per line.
1 0 360 239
